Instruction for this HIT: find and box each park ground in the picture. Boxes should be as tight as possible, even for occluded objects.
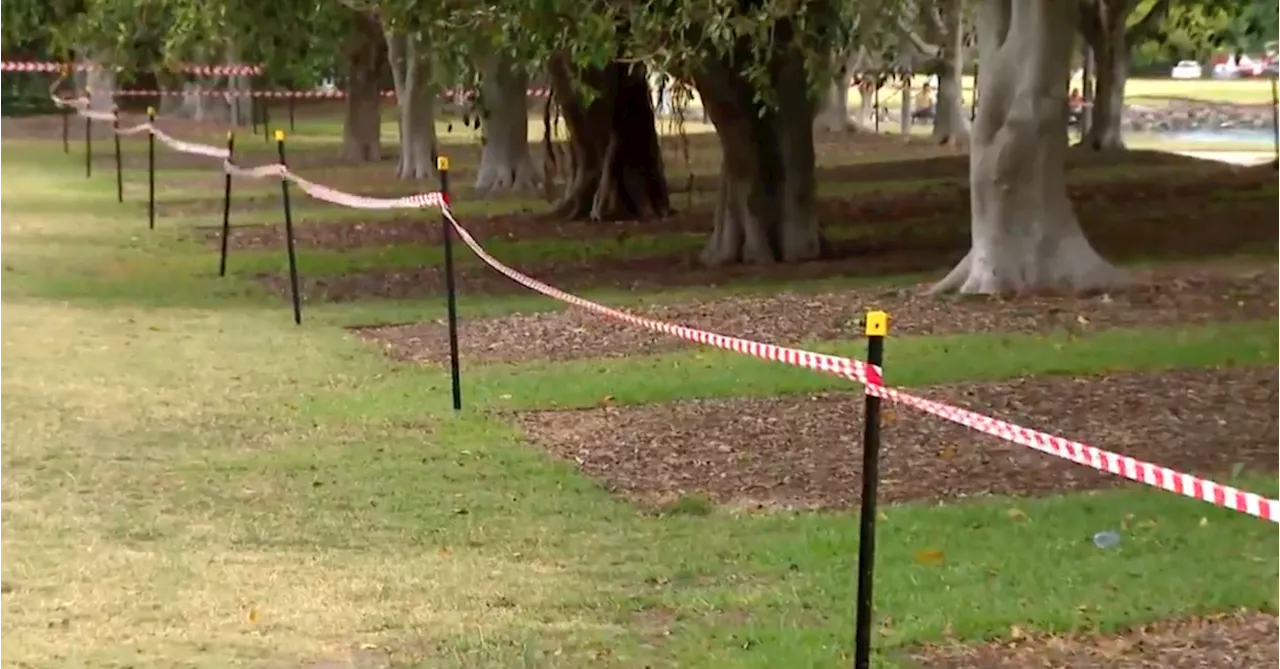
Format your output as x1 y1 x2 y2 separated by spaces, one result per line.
1 77 1278 668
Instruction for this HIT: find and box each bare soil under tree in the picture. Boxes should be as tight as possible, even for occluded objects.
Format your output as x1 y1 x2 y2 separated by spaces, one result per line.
254 164 1276 302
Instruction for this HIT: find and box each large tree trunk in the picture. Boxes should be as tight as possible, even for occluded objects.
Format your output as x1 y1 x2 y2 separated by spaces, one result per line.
930 0 970 146
546 53 670 221
694 43 825 266
855 78 879 128
225 44 252 128
814 62 855 132
1079 19 1127 150
341 13 384 162
385 30 438 180
75 54 116 111
899 76 913 135
931 0 1122 295
474 51 541 193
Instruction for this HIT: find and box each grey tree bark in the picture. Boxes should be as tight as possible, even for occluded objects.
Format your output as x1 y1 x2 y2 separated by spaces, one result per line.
930 0 970 145
899 73 913 135
75 55 116 111
341 12 384 162
1078 0 1172 150
902 0 970 145
815 49 878 132
931 0 1123 295
814 68 856 132
385 30 439 180
855 78 879 128
474 51 541 193
225 44 252 128
695 41 825 266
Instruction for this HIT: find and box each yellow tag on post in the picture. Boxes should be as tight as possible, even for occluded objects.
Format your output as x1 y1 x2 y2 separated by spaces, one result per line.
436 156 450 171
274 130 285 142
864 310 889 337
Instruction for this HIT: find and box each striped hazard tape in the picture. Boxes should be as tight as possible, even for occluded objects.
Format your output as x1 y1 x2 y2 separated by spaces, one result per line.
55 82 1280 524
2 61 264 75
436 206 1279 524
96 87 553 99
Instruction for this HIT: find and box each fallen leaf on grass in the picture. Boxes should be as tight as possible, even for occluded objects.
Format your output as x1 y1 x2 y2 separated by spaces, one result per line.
1199 516 1209 527
1006 508 1028 522
1009 624 1027 640
913 548 945 566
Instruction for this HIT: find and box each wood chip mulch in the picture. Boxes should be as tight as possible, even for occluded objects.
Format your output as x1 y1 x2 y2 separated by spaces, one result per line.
908 610 1279 669
357 265 1277 367
513 368 1277 510
207 158 1243 251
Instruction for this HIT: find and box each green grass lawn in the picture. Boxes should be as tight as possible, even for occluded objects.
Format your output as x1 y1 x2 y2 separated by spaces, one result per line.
2 137 1276 669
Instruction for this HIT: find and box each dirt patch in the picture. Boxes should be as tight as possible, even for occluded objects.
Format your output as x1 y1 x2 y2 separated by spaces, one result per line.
907 610 1279 669
357 265 1277 366
514 368 1277 510
258 187 1277 302
211 150 1235 251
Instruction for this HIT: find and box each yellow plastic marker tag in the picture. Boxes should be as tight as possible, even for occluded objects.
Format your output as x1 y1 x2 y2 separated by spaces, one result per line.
147 106 155 116
436 156 450 171
864 310 889 337
274 130 285 141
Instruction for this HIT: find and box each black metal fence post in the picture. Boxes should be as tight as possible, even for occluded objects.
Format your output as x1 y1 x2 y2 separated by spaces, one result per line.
112 107 123 203
275 130 303 325
438 156 463 411
853 310 888 669
219 132 237 277
147 107 156 229
84 88 92 178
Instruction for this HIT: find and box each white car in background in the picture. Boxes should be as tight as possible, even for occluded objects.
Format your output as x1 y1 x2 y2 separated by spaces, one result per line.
1170 60 1203 79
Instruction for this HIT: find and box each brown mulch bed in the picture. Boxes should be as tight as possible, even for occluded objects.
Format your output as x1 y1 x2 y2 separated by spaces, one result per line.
258 190 1277 302
908 610 1279 669
209 150 1229 251
357 265 1277 367
513 368 1277 510
263 238 961 303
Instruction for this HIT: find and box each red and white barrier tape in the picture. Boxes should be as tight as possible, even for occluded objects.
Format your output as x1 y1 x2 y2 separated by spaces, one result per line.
3 61 264 75
866 385 1277 522
77 87 553 100
110 88 397 99
444 206 884 388
54 79 1280 523
436 207 1278 524
151 127 231 159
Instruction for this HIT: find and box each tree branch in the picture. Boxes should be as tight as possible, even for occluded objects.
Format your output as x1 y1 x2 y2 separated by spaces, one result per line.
898 19 942 59
1125 0 1173 41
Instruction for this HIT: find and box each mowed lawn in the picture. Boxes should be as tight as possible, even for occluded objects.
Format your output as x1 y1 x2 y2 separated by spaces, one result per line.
1 134 1277 669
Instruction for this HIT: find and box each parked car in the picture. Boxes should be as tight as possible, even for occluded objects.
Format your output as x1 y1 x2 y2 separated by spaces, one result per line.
1170 60 1203 79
